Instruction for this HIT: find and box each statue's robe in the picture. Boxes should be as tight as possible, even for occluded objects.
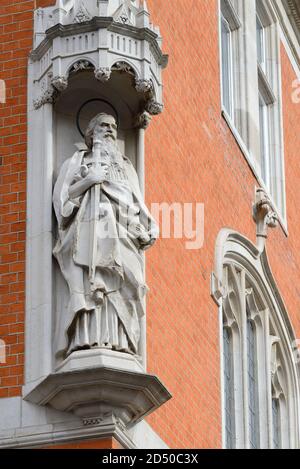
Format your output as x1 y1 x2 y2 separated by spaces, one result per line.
53 147 158 357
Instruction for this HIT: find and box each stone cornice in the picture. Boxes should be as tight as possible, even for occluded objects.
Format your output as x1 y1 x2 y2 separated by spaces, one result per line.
30 17 168 68
285 0 300 42
272 0 300 70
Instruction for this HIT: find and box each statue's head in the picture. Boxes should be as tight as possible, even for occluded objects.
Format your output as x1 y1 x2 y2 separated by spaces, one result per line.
85 113 117 149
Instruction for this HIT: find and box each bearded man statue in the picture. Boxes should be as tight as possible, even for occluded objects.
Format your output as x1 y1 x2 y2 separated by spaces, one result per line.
53 113 158 358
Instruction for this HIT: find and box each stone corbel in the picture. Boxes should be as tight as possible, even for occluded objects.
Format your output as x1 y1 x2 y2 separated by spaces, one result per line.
135 78 153 94
145 98 164 115
24 349 171 432
252 188 279 253
94 67 112 82
134 111 152 129
51 75 69 92
33 75 68 109
33 85 58 110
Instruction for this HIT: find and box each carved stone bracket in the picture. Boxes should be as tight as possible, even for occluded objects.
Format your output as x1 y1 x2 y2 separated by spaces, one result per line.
134 111 152 129
23 350 172 429
33 85 58 110
51 75 69 91
94 67 112 82
145 98 164 115
252 188 279 252
135 78 153 94
34 74 68 109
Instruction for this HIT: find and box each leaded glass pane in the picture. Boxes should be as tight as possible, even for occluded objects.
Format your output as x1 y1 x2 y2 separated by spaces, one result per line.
247 319 259 449
272 398 281 449
221 14 233 117
223 326 235 448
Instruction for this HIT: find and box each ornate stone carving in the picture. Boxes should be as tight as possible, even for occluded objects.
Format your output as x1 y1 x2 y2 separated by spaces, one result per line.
135 111 152 129
135 78 153 94
83 416 104 426
53 114 158 357
252 188 278 251
113 1 133 25
51 75 68 91
70 60 93 74
111 61 136 76
145 98 164 115
74 1 92 23
33 86 58 110
94 67 111 82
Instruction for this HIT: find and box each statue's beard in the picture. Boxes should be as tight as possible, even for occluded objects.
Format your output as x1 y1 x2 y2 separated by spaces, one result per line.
98 138 123 163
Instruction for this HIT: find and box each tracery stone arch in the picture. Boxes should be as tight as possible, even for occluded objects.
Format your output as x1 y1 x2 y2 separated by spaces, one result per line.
212 229 300 449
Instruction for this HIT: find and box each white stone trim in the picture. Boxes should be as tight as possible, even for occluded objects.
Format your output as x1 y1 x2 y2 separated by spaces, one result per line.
272 0 300 73
0 397 168 449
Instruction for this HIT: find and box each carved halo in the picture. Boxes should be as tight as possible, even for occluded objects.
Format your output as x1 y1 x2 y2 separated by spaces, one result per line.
76 98 119 138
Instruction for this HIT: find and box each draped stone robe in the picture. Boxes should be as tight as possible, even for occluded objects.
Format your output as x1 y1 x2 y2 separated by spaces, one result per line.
53 145 158 358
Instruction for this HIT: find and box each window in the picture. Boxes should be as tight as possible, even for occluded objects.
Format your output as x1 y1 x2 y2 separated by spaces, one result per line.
213 228 300 449
256 14 266 71
223 325 235 449
247 317 259 449
219 0 286 220
221 13 234 118
259 93 271 190
220 0 242 124
255 1 286 219
256 3 280 206
272 397 280 449
221 261 299 449
213 231 300 449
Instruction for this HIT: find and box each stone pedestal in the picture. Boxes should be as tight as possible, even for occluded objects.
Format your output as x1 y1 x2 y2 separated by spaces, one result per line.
23 350 171 430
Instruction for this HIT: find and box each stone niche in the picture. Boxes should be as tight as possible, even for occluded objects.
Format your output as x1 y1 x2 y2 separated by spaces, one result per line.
24 0 170 443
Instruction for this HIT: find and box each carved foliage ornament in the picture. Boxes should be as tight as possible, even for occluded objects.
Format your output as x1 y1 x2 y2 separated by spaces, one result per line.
51 75 68 92
145 98 164 115
94 67 111 82
70 60 93 73
74 1 92 23
135 78 153 94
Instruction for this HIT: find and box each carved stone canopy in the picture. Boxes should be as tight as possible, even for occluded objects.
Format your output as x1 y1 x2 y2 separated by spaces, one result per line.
31 0 168 128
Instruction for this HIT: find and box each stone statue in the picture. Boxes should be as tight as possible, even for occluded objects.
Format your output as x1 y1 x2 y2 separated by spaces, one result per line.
53 113 158 358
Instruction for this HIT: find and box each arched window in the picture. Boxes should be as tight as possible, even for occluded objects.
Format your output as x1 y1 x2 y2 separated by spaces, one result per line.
212 230 300 449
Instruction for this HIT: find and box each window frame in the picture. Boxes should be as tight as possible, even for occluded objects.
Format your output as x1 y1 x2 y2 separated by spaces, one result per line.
218 0 287 225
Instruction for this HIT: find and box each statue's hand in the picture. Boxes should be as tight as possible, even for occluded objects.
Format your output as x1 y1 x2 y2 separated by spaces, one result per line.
86 164 109 185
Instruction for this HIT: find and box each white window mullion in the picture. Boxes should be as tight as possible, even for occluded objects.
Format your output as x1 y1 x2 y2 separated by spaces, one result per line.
221 14 234 119
223 324 235 448
258 93 271 190
240 270 250 448
272 397 281 448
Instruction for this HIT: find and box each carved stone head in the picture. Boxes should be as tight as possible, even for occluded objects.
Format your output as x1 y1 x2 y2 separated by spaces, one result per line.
85 113 118 148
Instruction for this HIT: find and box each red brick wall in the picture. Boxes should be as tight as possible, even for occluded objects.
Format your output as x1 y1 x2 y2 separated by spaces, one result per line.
0 0 300 450
0 0 36 399
145 0 300 448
